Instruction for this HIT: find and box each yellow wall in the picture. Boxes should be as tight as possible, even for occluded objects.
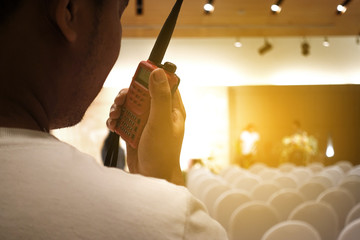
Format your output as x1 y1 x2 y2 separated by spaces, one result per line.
229 85 360 167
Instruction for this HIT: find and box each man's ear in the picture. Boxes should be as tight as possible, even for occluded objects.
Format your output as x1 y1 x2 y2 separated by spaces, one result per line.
54 0 77 42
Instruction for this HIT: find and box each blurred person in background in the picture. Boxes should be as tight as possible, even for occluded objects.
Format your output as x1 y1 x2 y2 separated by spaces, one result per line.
281 120 317 165
238 123 260 168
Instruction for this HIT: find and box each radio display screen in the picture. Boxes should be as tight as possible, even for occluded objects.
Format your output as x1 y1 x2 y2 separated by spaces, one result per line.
135 67 151 88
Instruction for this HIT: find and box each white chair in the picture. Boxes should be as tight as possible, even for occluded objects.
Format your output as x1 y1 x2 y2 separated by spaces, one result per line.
220 165 247 184
289 201 339 240
339 177 360 203
341 174 360 183
186 167 212 193
321 166 344 185
228 201 280 240
249 162 268 174
212 189 252 230
307 162 324 174
298 181 326 200
268 189 305 221
192 175 226 199
317 187 355 230
338 218 360 240
261 220 321 240
335 160 353 174
251 182 281 201
308 174 334 188
219 165 241 178
278 162 296 173
225 172 252 188
258 168 281 181
347 165 360 177
291 167 312 185
233 175 261 193
273 175 298 189
201 183 231 217
345 203 360 226
248 162 268 174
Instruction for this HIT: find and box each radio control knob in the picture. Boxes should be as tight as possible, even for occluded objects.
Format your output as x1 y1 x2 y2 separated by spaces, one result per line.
163 62 177 73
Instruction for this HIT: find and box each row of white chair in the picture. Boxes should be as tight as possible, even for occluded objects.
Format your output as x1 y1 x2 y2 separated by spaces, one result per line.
221 162 358 189
188 165 360 209
225 200 339 240
212 188 360 240
261 218 360 240
217 162 360 203
186 161 360 240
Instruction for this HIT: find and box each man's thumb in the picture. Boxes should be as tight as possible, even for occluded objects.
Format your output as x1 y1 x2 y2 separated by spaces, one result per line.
148 69 172 123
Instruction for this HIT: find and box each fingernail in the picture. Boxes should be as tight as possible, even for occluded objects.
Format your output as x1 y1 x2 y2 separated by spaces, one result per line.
153 69 166 83
109 107 116 116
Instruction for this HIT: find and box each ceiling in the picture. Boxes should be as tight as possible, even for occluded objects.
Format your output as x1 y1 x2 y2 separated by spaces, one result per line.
121 0 360 38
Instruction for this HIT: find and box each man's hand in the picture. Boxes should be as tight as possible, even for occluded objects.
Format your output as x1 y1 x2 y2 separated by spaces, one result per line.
107 68 186 186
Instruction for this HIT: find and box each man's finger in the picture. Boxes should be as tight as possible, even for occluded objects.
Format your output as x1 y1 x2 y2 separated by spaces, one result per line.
148 69 172 124
172 89 186 120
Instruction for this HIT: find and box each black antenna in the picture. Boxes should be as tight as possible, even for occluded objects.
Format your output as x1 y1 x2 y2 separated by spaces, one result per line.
148 0 183 66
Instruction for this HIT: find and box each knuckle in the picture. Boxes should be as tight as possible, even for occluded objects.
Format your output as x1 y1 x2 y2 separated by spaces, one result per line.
153 87 171 102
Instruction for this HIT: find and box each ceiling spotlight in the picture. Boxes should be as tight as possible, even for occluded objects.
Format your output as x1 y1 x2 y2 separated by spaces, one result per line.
301 40 310 56
204 0 215 14
337 4 347 14
271 0 283 14
136 0 143 15
336 0 351 15
323 37 330 47
234 38 242 48
258 39 273 55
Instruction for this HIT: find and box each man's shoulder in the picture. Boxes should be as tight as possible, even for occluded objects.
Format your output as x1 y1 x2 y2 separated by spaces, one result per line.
0 128 227 240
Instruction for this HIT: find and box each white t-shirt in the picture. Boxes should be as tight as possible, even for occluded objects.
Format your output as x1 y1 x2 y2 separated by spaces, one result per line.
0 128 227 240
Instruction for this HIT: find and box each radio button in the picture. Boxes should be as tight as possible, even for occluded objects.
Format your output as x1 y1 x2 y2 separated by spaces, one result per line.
163 62 177 73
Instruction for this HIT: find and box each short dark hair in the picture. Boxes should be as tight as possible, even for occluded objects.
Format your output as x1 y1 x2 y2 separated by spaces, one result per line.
0 0 104 26
0 0 23 25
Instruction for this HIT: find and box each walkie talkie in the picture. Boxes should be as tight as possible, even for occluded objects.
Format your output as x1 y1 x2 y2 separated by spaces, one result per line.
104 0 183 167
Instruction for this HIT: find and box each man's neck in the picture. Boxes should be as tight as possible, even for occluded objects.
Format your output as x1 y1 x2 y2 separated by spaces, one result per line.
0 90 50 132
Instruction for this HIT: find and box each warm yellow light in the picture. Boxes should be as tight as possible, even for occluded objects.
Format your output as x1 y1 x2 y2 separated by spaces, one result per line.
326 144 335 158
204 3 215 12
337 5 347 14
234 41 242 48
326 137 335 158
271 4 282 13
323 39 330 47
179 87 229 171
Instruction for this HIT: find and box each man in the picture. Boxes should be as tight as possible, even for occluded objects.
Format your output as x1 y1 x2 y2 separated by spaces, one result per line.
0 0 227 239
239 123 259 168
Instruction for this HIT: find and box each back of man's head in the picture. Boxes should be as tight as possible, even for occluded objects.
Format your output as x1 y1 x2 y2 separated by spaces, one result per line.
0 0 122 131
0 0 105 25
0 0 23 25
